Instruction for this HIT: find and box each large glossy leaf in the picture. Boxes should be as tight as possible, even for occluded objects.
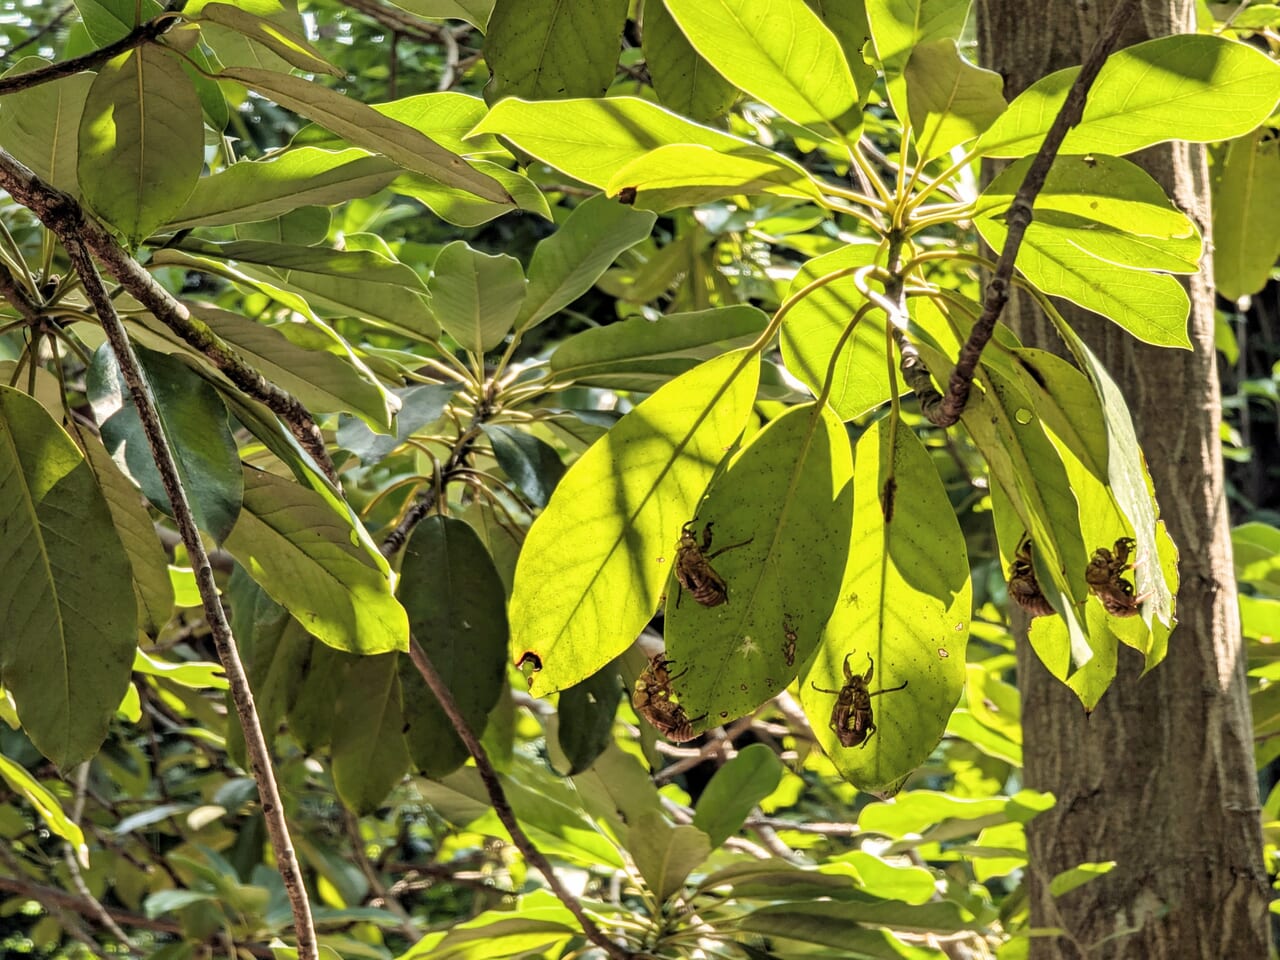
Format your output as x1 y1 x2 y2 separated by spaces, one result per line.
644 0 738 121
518 195 657 331
665 403 853 726
331 654 411 814
630 815 712 903
974 160 1194 348
780 244 905 420
866 0 970 130
509 350 759 696
0 386 136 767
0 59 91 194
224 467 409 655
163 238 438 341
166 148 399 230
555 665 624 775
471 96 755 188
218 67 510 203
977 34 1280 158
74 0 164 45
81 436 175 637
799 419 969 792
692 743 783 848
399 517 509 779
79 45 203 245
88 344 244 543
1213 128 1280 301
483 0 627 101
904 39 1005 162
606 143 826 210
805 0 878 104
427 241 526 354
550 305 767 392
393 160 550 227
665 0 861 142
483 425 564 509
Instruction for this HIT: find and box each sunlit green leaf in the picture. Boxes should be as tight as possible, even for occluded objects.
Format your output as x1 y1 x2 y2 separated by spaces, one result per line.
79 46 203 245
666 403 853 726
692 744 783 848
977 34 1280 157
644 0 738 120
1049 860 1116 897
428 241 526 354
510 350 759 696
1213 128 1280 301
483 0 627 101
606 143 826 210
866 0 970 130
197 3 340 75
224 467 409 655
630 814 712 903
665 0 861 142
905 39 1005 162
0 753 86 855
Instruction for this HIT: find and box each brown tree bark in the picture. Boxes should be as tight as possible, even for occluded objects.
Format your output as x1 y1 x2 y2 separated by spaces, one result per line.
977 2 1272 957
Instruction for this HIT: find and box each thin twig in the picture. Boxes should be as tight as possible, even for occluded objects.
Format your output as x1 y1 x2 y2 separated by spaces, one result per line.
899 0 1139 427
341 806 420 942
380 424 481 555
0 2 75 63
0 261 42 323
406 637 633 960
64 764 139 954
0 150 336 480
0 845 106 957
59 233 319 960
0 19 172 95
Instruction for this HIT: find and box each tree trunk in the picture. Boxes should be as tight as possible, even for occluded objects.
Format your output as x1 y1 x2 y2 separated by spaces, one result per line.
977 2 1272 957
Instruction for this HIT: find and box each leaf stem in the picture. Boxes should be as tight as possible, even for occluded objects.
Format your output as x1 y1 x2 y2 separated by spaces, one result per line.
0 18 175 96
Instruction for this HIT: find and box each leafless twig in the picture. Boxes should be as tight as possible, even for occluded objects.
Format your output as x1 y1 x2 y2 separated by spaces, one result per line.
0 19 173 95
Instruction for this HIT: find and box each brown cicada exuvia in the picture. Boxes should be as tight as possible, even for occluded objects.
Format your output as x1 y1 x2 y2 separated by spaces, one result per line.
811 652 907 749
632 654 705 742
674 520 752 608
1086 536 1148 617
782 616 798 666
1007 532 1055 618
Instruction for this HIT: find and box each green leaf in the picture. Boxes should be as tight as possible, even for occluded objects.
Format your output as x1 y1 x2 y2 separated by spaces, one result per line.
976 154 1201 273
88 344 244 544
0 386 136 767
399 517 509 779
977 34 1280 158
483 0 627 101
510 350 759 696
974 163 1194 348
161 238 438 341
0 753 86 856
133 649 227 690
1048 860 1116 898
799 419 969 791
166 148 399 230
81 437 175 636
518 194 657 331
805 1 878 105
218 67 510 203
550 305 768 392
286 642 356 751
331 654 411 814
0 59 91 195
1213 128 1280 301
904 39 1005 162
427 241 526 354
665 0 861 142
866 0 970 130
666 403 853 725
470 95 750 189
383 0 493 29
555 666 624 775
393 160 550 227
692 743 783 848
337 383 457 464
79 46 204 245
606 143 827 210
780 244 904 419
643 0 738 121
74 0 164 45
197 3 341 76
224 467 409 655
629 813 712 903
739 902 973 955
482 425 564 508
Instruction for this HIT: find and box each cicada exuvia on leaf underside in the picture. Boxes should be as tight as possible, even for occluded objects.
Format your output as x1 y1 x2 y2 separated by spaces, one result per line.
1007 532 1055 618
674 520 752 607
632 654 705 742
1086 536 1149 617
811 652 908 749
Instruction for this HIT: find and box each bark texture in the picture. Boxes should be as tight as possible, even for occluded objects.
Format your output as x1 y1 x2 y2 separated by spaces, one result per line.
978 2 1271 957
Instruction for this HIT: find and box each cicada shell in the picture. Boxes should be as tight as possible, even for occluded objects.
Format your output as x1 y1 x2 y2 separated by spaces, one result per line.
674 520 752 608
810 652 907 749
1007 533 1054 618
633 654 705 742
1086 537 1148 617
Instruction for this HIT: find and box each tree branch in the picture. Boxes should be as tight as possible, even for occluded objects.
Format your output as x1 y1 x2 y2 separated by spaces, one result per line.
0 150 336 481
0 19 173 96
58 232 320 960
901 0 1138 427
380 424 481 556
406 637 633 960
0 261 42 323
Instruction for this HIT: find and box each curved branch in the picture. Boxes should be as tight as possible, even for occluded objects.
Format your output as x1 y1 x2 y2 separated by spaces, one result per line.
60 233 319 960
0 150 336 481
903 0 1138 427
